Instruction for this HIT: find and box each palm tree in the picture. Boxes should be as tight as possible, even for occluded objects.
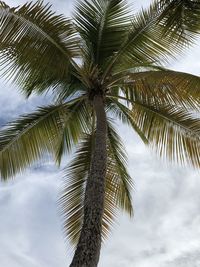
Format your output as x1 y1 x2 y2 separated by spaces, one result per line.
0 0 200 266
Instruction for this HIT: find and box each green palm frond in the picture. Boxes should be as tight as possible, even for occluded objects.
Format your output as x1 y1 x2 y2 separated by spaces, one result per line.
106 97 149 144
54 99 90 165
74 0 131 67
102 0 199 80
0 1 80 96
102 1 184 79
121 70 200 110
107 120 133 215
0 98 87 180
59 134 91 245
158 0 200 36
131 102 200 168
60 122 133 246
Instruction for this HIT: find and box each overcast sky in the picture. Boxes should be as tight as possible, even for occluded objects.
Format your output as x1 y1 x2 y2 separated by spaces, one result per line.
0 1 200 267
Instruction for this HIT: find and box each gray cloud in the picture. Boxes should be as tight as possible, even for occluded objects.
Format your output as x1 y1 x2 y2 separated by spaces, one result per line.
0 83 51 125
163 250 200 267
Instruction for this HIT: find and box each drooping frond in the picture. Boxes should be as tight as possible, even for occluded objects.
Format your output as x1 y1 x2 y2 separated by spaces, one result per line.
59 134 92 245
0 97 88 180
74 0 131 67
106 97 149 144
0 1 80 96
106 120 133 215
54 99 90 165
60 124 133 246
131 102 200 168
121 70 200 110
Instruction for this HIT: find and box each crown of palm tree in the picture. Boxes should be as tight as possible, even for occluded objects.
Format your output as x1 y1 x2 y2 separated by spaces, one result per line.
0 0 199 261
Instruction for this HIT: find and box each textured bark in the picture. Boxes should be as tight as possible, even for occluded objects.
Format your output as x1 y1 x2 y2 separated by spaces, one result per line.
69 95 107 267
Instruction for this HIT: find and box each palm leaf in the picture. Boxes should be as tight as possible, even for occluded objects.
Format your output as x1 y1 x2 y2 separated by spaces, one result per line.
106 97 149 144
121 70 200 110
54 99 90 165
60 134 91 245
131 102 200 168
74 0 131 67
0 98 87 180
106 120 133 215
102 0 195 79
0 1 80 96
158 0 200 36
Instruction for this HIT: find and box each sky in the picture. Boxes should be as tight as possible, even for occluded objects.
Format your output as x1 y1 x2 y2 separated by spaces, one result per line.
0 0 200 267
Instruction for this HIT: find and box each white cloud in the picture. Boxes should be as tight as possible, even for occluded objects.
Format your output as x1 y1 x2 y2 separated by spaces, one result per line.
0 167 70 266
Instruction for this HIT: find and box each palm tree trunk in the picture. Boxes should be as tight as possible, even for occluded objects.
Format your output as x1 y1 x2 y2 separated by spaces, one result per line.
69 94 107 267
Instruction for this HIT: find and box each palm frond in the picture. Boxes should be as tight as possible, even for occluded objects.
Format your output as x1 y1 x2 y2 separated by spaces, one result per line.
106 97 149 144
0 98 87 180
74 0 131 67
59 134 91 245
131 102 200 168
102 0 195 79
54 99 91 165
106 120 134 215
0 1 80 96
60 123 133 246
121 70 200 110
158 0 200 37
